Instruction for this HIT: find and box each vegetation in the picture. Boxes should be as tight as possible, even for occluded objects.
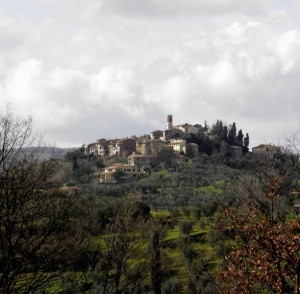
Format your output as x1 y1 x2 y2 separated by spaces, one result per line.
0 108 88 293
218 149 300 293
1 109 300 293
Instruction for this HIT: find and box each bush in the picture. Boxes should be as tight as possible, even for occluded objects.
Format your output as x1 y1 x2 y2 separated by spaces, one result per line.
179 220 193 235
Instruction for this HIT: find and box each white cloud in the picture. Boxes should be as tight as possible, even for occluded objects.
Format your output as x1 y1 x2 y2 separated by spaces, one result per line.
84 0 278 18
2 60 81 128
275 30 300 74
0 0 300 148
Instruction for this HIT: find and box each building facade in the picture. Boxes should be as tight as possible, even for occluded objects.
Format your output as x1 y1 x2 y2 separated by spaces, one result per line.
128 154 156 168
100 163 144 183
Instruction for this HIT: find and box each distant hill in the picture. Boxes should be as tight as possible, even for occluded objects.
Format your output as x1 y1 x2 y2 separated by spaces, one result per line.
24 147 79 160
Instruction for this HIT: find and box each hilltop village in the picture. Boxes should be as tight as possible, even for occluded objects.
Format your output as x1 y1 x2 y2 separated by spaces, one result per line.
83 115 280 183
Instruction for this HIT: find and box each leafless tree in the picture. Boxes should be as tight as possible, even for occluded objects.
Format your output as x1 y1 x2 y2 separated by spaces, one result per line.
0 107 86 293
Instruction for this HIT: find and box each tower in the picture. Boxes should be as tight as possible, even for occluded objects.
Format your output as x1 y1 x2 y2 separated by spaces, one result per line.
167 114 173 130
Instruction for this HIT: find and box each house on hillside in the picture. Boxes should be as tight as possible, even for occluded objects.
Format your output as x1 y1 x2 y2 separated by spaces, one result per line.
85 142 97 155
137 139 167 155
128 154 156 168
150 130 164 140
117 138 136 156
252 144 281 158
168 139 199 156
100 163 144 183
174 123 200 135
84 138 109 157
108 138 136 158
169 139 187 154
229 146 243 158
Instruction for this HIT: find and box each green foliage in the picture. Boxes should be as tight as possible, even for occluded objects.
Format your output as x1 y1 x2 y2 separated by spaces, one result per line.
165 128 185 140
185 144 195 158
112 168 126 182
162 279 183 294
64 182 76 187
227 122 237 145
65 148 87 162
131 201 151 220
236 129 244 147
178 220 193 235
158 169 172 178
95 159 105 168
157 146 175 168
211 120 224 137
71 166 94 184
243 132 250 153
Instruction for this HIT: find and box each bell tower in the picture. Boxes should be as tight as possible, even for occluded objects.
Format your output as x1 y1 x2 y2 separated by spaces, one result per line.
167 114 173 130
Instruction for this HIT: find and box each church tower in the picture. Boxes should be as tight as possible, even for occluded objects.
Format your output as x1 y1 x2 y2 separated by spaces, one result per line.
167 114 173 130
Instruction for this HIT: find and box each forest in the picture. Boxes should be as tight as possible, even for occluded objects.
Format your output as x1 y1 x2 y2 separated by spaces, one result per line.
1 109 300 294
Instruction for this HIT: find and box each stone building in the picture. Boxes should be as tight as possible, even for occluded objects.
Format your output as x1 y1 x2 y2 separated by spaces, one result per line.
128 154 156 168
252 144 281 158
100 163 144 183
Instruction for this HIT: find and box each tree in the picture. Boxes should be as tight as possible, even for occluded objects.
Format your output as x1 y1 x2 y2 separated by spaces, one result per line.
204 121 209 132
185 144 195 158
165 129 185 140
112 168 126 182
227 122 237 145
211 120 224 138
0 108 85 293
236 129 244 147
222 125 228 142
72 166 94 184
243 133 250 153
90 199 149 293
218 147 300 293
149 222 164 294
157 147 174 169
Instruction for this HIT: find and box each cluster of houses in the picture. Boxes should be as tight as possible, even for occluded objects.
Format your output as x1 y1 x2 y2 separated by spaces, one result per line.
84 115 201 182
84 115 281 183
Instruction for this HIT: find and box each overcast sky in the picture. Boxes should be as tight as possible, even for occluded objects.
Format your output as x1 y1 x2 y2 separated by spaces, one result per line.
0 0 300 148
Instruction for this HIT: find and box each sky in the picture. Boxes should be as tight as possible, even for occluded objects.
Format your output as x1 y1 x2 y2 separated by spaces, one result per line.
0 0 300 148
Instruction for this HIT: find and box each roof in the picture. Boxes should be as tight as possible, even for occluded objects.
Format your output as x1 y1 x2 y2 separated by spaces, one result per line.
151 130 163 133
128 154 155 158
105 163 123 169
252 144 279 149
230 145 242 149
118 138 136 143
104 163 136 172
175 123 191 128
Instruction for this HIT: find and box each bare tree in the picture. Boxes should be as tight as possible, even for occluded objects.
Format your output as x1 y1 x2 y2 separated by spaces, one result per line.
0 108 85 293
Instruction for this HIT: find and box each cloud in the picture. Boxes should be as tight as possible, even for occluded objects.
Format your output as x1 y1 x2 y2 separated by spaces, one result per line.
55 0 277 18
2 60 81 128
1 0 300 148
0 59 165 146
33 0 280 26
